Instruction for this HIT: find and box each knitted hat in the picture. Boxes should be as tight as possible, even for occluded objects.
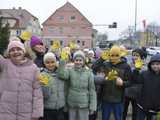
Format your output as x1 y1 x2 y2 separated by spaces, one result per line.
109 45 121 64
148 54 160 71
73 50 85 60
7 40 26 53
109 45 121 56
43 52 56 62
88 50 95 55
30 36 43 47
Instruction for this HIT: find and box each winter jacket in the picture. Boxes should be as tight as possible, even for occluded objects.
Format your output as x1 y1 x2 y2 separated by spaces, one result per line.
40 68 66 110
124 57 147 99
93 58 131 103
58 60 97 111
34 53 44 68
137 54 160 112
0 55 43 120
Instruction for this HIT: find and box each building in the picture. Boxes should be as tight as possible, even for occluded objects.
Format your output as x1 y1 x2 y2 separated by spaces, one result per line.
0 7 41 38
42 2 93 48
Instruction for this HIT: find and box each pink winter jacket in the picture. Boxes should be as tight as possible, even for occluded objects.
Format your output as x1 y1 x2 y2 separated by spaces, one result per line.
0 55 43 120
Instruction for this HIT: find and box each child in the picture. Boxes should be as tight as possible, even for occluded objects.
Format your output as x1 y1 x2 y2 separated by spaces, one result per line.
92 45 131 120
39 52 66 120
0 39 43 120
123 48 147 120
136 54 160 120
58 50 97 120
30 36 47 68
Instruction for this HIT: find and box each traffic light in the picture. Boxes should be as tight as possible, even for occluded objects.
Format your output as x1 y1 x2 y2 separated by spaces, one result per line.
108 22 117 28
112 22 117 28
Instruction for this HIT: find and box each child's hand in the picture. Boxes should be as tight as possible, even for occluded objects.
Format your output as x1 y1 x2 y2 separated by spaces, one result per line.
116 77 123 86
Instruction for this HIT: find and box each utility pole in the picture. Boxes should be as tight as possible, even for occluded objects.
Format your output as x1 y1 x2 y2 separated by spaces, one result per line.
134 0 138 46
134 0 137 33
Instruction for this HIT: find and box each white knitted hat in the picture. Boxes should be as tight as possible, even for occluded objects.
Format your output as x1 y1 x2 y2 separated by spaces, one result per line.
43 52 56 62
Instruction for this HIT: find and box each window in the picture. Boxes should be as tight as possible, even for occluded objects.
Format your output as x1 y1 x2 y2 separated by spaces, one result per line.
59 27 63 34
60 40 63 46
59 16 64 21
81 26 86 29
82 41 85 46
70 16 76 21
50 41 53 45
48 27 54 33
77 40 80 44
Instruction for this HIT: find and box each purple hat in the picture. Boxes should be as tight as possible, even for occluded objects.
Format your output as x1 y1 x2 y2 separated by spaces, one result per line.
30 36 43 47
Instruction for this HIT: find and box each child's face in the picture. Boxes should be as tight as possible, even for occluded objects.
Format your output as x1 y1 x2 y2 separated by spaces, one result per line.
151 62 160 73
132 52 140 60
88 53 94 58
74 57 84 68
9 47 25 62
44 58 57 71
33 44 45 53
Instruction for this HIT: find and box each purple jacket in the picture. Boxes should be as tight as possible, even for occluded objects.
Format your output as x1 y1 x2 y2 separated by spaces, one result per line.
0 55 43 120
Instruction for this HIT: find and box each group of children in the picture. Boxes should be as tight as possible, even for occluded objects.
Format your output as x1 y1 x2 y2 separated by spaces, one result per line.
0 33 160 120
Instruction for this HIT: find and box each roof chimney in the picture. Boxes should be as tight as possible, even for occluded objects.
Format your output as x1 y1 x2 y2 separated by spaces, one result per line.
18 7 22 10
12 7 16 10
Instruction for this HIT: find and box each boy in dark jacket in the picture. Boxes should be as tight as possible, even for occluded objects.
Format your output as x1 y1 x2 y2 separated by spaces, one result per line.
93 45 131 120
136 54 160 120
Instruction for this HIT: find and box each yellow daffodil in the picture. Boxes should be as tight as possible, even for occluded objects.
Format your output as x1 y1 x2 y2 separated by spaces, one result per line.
20 31 32 41
51 40 61 49
38 74 49 86
135 58 143 69
60 49 69 61
101 49 110 60
106 70 118 80
68 41 76 49
120 45 128 57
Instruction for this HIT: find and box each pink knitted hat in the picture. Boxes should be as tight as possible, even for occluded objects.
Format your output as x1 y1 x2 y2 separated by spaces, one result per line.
7 40 26 53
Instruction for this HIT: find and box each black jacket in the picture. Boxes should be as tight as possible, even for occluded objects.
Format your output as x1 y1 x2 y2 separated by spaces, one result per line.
137 54 160 112
92 58 132 103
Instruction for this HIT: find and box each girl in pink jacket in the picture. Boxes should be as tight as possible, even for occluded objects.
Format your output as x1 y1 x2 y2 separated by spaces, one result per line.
0 39 43 120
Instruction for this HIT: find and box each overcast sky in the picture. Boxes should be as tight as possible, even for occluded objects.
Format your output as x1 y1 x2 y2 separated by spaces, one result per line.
1 0 160 40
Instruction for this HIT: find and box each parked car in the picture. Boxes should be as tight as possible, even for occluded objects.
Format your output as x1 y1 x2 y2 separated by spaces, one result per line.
146 47 160 55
